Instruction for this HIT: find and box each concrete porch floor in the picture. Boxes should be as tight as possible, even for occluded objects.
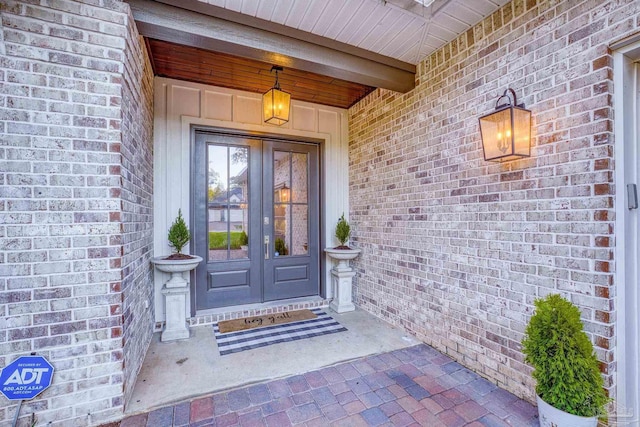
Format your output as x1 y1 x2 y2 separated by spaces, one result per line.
120 308 539 426
127 308 421 414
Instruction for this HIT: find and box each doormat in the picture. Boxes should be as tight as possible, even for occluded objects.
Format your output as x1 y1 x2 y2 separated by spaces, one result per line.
213 308 347 355
217 309 318 333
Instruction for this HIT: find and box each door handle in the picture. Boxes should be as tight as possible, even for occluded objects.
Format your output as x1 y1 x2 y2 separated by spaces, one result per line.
264 235 270 259
628 184 638 210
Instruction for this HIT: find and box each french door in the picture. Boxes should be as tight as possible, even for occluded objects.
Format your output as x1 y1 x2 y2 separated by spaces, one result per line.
193 131 320 310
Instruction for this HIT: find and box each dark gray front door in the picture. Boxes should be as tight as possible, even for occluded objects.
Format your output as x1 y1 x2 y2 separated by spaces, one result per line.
263 140 319 301
193 131 319 310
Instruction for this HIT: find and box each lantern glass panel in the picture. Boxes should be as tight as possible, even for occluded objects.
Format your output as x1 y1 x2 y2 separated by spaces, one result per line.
479 108 513 161
513 107 531 157
262 88 290 125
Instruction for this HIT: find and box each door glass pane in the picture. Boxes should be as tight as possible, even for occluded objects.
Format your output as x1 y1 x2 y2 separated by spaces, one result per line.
230 146 249 259
292 153 307 203
273 150 309 257
273 151 290 257
274 151 291 203
273 203 289 257
208 145 249 261
292 205 308 255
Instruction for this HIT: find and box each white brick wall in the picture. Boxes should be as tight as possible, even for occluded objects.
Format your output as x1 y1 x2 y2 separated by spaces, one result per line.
0 1 153 425
349 0 638 402
120 21 154 406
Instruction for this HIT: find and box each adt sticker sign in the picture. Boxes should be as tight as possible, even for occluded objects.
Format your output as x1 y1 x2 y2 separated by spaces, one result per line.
0 356 54 400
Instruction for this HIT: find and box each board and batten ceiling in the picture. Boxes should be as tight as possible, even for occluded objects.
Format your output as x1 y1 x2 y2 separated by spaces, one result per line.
131 0 510 108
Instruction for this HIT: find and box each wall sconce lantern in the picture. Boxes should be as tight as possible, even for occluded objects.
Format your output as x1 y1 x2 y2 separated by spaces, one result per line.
263 66 291 126
479 88 531 161
280 184 290 203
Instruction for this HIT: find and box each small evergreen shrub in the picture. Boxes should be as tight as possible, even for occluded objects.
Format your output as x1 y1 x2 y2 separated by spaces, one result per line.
168 209 191 254
274 238 288 255
239 230 249 246
521 294 609 418
335 213 351 248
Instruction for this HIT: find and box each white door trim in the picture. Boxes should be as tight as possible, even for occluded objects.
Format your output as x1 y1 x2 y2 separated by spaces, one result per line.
613 39 640 426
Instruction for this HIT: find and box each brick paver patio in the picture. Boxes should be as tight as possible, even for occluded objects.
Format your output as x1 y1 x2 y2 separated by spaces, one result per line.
117 344 539 426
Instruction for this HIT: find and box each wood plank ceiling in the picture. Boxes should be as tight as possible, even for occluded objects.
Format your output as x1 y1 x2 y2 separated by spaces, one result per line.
139 0 509 109
200 0 509 65
146 39 376 109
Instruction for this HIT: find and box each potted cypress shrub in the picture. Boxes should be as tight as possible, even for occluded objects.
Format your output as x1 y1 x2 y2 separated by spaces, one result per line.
324 213 360 313
334 212 352 249
239 230 249 252
151 209 203 341
521 294 609 427
151 209 202 287
274 237 288 256
324 213 361 265
166 209 194 260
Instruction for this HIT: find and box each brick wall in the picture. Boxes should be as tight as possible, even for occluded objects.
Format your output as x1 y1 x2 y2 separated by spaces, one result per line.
0 1 153 425
349 0 638 402
119 17 154 406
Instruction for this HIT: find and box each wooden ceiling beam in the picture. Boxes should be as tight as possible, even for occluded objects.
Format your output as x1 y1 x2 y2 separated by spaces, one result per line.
127 0 416 93
153 0 415 72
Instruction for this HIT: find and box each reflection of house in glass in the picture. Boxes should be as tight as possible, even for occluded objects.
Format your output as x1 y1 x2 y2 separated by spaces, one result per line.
208 159 249 261
208 186 246 230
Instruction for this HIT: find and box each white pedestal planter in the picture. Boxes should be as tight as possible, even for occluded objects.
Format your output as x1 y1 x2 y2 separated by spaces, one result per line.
160 286 190 341
537 395 598 427
151 255 202 342
324 248 361 313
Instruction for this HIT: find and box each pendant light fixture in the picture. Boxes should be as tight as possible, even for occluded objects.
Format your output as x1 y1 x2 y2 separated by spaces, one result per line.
263 66 291 126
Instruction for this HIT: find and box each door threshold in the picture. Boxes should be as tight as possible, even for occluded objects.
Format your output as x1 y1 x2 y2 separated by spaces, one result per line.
189 296 329 327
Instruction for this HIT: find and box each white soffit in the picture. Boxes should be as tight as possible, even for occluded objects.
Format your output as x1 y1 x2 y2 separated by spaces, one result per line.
199 0 510 65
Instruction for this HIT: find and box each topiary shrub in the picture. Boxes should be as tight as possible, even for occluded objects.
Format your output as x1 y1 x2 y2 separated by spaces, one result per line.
167 209 191 258
335 213 351 249
521 294 609 418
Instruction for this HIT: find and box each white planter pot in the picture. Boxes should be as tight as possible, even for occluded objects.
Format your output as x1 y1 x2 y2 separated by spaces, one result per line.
324 248 361 313
151 255 203 342
537 395 598 427
324 248 361 272
151 255 203 288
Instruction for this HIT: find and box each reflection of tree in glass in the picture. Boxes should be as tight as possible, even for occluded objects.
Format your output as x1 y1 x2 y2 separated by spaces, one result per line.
208 167 224 202
231 147 247 165
230 148 248 203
